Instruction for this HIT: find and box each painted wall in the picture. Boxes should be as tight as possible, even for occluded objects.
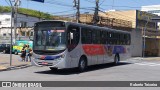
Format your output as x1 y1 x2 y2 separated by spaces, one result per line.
0 12 41 36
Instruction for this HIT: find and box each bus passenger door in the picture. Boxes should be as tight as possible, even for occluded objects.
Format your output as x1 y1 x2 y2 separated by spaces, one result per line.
67 25 81 68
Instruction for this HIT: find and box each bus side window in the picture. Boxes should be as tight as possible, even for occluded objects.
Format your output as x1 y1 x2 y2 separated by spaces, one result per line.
97 30 101 44
92 29 96 44
81 27 87 44
86 28 92 44
67 25 80 52
101 31 106 44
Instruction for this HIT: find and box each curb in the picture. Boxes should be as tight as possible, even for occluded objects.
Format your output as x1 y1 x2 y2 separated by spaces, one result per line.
0 64 32 72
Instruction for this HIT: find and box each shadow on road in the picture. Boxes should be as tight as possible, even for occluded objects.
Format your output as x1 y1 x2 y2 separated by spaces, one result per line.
35 62 132 75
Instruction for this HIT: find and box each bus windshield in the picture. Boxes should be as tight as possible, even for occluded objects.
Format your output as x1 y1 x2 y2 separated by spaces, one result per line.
34 22 66 53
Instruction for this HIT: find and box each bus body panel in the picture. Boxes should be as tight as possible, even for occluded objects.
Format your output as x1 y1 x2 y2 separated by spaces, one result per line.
67 44 82 68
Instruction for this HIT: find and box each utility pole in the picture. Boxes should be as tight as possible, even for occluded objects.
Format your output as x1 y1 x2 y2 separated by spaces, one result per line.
9 0 13 66
14 0 20 42
8 0 20 66
93 0 99 25
73 0 80 23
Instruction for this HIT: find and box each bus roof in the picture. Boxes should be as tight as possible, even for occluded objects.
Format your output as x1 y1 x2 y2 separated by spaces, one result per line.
36 20 131 34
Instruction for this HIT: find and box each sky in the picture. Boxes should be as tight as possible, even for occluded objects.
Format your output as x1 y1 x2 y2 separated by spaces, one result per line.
0 0 160 16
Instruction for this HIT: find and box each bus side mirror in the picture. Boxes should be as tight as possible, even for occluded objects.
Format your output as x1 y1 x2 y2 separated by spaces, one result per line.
70 32 73 40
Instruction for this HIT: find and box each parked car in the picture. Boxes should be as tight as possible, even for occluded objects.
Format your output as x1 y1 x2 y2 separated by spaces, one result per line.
0 44 11 54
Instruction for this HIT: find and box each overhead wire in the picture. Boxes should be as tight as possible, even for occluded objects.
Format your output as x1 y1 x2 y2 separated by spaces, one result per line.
85 0 95 4
5 0 11 6
99 0 106 6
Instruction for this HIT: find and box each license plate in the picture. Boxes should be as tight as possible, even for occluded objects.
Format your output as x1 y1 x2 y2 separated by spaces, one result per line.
42 62 48 65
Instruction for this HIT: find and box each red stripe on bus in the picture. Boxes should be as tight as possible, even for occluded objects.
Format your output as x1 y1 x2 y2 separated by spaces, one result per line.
82 44 106 56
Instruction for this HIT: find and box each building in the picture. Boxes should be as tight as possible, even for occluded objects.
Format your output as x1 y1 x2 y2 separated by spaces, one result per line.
141 5 160 29
0 12 41 43
80 10 160 57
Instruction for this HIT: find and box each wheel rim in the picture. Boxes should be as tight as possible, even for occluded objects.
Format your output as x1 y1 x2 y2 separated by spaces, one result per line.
115 56 119 64
80 59 86 70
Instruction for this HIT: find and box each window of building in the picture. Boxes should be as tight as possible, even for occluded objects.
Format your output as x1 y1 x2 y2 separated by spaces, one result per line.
21 31 26 36
3 33 6 36
5 18 10 21
30 32 34 36
20 21 27 27
8 33 11 36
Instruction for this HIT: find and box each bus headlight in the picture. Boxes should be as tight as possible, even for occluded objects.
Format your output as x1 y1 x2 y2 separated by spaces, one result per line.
60 54 65 58
55 54 65 61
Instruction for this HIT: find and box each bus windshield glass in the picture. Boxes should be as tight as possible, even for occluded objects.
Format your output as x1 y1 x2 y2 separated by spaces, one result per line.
34 22 66 52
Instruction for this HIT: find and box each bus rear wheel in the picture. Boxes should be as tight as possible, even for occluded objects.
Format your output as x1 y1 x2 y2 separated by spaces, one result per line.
78 57 87 72
114 54 120 65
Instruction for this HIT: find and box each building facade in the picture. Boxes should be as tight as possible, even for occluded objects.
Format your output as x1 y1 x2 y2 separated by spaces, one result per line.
100 10 160 57
0 12 41 43
80 10 160 56
141 5 160 29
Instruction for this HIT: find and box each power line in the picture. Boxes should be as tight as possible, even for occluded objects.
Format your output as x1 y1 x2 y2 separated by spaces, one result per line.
49 9 75 15
85 0 95 4
45 1 73 7
99 0 106 6
5 0 11 6
101 5 141 9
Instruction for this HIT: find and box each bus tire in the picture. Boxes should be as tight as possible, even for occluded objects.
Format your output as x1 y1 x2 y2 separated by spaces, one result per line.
114 54 120 65
78 57 87 72
50 67 58 71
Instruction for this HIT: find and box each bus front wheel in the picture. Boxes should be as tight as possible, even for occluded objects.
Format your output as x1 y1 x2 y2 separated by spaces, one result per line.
78 57 87 72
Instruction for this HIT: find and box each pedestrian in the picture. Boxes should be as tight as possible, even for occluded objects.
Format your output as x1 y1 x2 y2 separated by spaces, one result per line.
28 48 33 62
21 47 26 61
25 44 29 62
26 45 32 62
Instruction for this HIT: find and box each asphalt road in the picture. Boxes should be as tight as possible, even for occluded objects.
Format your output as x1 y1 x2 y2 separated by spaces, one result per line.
1 57 160 90
1 58 160 81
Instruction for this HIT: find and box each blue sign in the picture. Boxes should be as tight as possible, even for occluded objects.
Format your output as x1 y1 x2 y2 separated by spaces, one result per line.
31 0 44 3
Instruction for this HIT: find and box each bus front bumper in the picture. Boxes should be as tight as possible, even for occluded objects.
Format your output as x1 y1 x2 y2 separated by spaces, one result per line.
32 58 66 69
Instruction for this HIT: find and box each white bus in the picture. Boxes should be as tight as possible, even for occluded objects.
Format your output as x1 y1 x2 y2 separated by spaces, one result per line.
32 20 131 72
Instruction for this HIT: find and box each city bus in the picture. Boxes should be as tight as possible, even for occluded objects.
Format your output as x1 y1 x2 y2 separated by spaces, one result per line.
32 20 131 72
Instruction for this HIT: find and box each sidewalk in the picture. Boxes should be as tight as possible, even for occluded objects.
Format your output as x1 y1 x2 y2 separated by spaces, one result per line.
131 57 160 61
0 53 31 71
